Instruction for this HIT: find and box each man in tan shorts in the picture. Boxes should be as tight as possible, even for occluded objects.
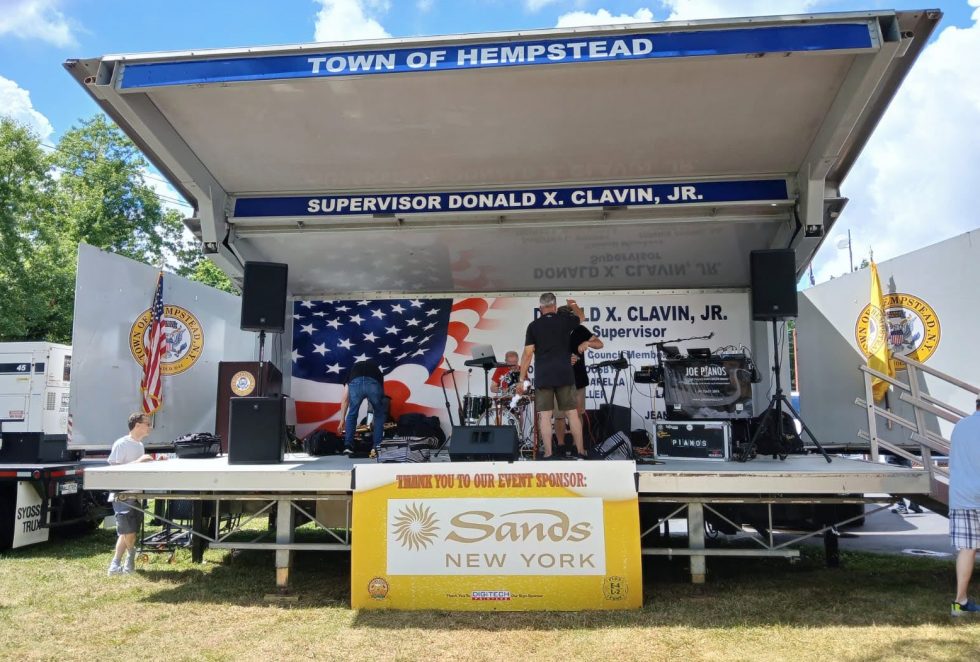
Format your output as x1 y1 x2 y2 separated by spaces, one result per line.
518 293 586 459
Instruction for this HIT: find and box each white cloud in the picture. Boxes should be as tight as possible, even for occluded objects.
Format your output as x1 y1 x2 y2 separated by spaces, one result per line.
556 8 655 28
417 0 434 11
0 75 54 141
0 0 75 47
812 2 980 283
660 0 823 22
313 0 391 42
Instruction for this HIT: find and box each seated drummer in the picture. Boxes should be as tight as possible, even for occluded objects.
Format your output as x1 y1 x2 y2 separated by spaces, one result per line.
491 350 520 394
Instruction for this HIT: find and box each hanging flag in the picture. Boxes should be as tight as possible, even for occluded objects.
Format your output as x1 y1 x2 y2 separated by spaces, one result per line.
868 261 894 400
141 272 167 414
808 264 815 286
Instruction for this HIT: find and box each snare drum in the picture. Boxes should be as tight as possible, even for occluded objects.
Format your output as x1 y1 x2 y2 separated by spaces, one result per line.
462 395 491 422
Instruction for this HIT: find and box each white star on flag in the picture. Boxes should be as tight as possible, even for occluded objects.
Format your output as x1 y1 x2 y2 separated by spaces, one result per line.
291 349 302 362
336 305 350 312
410 299 422 308
312 343 328 356
338 337 354 349
357 300 370 306
385 325 400 334
354 353 369 362
391 304 405 314
379 345 394 354
406 318 420 327
426 308 440 316
370 309 385 319
424 322 436 331
326 319 342 329
349 314 365 325
326 363 342 374
300 323 315 335
363 332 378 342
300 301 314 308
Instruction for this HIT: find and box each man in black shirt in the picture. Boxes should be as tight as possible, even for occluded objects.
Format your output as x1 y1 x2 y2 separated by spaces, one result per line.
555 305 604 447
518 293 587 458
338 359 385 456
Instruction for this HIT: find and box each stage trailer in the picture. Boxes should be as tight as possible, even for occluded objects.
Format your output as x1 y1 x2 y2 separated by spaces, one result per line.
70 9 940 595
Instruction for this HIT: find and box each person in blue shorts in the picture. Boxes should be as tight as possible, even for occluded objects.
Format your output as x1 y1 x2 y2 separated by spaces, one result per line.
950 397 980 616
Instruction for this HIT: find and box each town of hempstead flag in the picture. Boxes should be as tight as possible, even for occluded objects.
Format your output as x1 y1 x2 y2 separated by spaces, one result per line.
140 271 167 413
291 298 454 430
868 261 895 401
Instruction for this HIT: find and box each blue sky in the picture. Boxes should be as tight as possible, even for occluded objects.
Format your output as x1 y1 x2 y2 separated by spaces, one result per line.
2 0 978 282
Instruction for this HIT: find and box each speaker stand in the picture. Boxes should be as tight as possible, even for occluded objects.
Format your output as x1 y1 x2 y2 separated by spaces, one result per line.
736 319 831 464
257 330 267 396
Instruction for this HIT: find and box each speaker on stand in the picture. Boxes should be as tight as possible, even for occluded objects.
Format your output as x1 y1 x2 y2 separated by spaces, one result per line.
223 262 289 463
741 249 830 463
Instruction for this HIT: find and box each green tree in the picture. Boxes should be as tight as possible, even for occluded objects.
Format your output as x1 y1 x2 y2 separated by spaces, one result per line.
53 115 167 262
1 114 238 343
0 118 74 341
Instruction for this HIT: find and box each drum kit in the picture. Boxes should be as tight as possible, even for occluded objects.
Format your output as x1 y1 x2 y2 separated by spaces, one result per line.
454 347 536 456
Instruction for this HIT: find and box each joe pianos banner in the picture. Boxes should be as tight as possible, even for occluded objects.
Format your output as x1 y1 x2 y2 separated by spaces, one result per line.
351 462 642 610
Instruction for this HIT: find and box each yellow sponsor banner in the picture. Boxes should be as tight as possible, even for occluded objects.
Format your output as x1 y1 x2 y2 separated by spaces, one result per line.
351 461 642 610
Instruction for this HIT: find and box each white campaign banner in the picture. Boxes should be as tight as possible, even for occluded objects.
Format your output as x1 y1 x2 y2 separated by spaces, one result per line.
386 497 606 576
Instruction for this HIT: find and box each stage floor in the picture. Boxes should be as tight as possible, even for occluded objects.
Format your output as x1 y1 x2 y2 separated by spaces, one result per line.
84 453 930 497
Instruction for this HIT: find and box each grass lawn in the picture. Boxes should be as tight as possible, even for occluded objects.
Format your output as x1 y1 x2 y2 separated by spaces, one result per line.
1 524 978 662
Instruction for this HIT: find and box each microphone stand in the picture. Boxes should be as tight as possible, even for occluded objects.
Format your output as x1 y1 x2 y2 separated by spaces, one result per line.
439 363 458 428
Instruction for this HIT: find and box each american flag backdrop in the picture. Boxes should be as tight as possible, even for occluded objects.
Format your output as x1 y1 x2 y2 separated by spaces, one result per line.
291 296 529 437
140 271 167 414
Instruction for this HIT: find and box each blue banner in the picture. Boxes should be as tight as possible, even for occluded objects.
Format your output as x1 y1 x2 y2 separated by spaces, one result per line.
233 179 789 218
120 23 872 89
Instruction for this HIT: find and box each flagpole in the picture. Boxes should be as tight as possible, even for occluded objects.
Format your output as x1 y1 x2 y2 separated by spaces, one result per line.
848 229 854 272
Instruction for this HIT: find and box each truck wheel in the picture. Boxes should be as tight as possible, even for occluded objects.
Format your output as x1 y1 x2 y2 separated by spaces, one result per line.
0 484 15 550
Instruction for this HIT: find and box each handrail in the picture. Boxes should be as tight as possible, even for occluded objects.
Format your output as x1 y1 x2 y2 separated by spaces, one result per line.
891 354 980 394
857 354 977 510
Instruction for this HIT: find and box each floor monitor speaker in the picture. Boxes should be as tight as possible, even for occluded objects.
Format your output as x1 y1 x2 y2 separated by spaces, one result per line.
228 397 285 464
240 262 288 332
750 249 798 320
449 425 519 462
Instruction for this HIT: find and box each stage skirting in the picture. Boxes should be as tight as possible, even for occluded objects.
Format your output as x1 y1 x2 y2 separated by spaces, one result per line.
351 461 642 610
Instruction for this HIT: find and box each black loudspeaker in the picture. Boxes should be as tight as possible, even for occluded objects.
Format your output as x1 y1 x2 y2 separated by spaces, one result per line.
228 397 285 464
0 433 67 463
585 404 631 447
449 425 519 462
750 249 798 320
240 262 288 332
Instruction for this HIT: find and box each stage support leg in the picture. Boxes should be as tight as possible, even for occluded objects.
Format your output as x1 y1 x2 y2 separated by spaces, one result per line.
823 528 840 568
275 499 294 589
191 500 206 563
688 503 706 584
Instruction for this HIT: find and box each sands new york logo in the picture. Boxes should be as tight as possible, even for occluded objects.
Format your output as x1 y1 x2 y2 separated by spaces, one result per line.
386 498 605 575
855 293 941 371
392 503 440 550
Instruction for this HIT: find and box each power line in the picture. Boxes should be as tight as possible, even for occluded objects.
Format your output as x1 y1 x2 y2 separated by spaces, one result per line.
38 142 193 209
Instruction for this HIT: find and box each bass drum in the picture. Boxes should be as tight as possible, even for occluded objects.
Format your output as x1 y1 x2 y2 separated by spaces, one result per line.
462 395 490 423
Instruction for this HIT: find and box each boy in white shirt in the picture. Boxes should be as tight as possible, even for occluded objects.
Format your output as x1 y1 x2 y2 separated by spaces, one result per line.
106 413 157 576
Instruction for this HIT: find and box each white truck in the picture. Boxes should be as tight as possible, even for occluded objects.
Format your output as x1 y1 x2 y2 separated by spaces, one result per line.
0 342 92 549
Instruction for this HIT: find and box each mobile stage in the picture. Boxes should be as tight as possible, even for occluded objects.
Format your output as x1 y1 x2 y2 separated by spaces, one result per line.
68 8 941 604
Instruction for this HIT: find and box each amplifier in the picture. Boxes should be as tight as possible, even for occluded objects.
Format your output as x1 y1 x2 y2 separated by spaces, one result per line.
655 421 731 460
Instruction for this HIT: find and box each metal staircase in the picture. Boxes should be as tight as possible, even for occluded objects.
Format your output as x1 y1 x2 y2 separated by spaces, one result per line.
856 355 979 516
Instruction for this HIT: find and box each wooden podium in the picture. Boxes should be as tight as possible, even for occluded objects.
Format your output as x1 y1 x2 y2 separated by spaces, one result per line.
215 361 283 453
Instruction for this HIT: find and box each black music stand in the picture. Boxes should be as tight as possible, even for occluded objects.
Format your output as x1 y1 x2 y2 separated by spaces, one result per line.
736 319 831 463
